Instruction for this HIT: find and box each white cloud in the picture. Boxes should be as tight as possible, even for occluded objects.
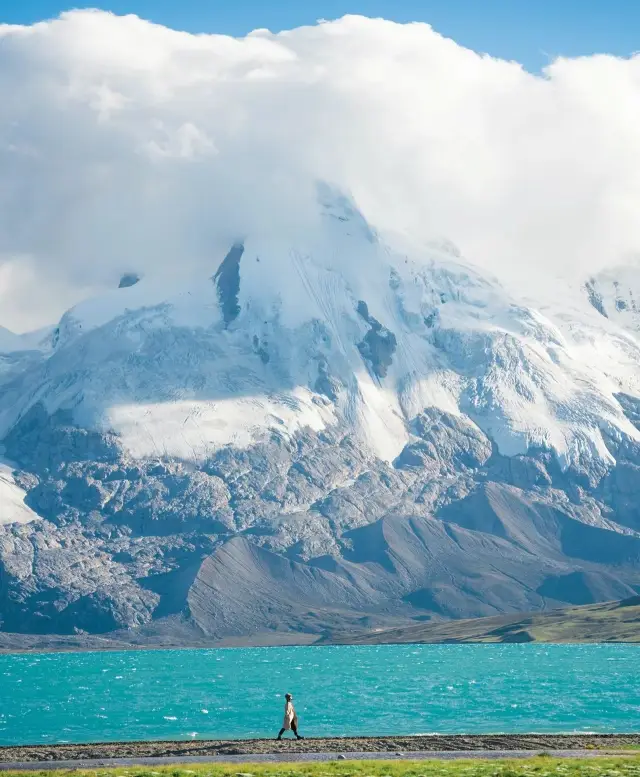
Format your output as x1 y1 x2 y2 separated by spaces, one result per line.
1 10 640 331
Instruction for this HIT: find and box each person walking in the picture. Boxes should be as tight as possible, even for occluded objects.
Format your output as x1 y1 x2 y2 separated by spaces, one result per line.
277 693 303 740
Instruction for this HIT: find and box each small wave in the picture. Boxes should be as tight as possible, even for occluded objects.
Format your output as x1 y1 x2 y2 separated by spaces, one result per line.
163 716 177 721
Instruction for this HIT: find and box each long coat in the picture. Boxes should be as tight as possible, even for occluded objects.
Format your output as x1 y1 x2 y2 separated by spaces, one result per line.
283 700 298 730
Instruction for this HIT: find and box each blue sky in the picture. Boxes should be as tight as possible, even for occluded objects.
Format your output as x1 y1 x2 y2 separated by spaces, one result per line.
2 0 637 72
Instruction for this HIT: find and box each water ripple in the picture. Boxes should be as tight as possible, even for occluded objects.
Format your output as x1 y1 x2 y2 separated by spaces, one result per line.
0 644 638 745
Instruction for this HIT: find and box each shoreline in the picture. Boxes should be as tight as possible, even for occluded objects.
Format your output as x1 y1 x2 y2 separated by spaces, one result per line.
2 636 640 656
3 734 640 763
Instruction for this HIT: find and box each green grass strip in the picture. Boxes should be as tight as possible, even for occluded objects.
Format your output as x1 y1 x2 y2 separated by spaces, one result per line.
4 755 640 777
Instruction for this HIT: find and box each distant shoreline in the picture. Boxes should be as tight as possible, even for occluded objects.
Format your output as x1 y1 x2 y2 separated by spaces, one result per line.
2 634 640 655
3 734 640 763
0 637 321 655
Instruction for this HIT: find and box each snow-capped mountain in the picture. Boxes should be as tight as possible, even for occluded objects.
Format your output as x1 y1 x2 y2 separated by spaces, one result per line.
1 185 640 642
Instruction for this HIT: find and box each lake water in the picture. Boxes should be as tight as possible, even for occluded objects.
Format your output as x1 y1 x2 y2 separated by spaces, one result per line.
1 644 639 746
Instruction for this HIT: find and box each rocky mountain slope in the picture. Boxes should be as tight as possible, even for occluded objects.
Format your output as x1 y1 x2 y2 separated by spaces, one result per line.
1 185 640 642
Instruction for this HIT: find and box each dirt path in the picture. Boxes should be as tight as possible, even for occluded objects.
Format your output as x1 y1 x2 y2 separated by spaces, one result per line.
2 735 640 764
1 749 638 772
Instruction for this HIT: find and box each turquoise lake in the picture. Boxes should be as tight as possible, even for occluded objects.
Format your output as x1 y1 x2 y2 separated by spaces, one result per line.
1 644 639 746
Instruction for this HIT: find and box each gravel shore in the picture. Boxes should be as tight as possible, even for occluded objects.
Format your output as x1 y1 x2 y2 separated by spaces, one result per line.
2 735 640 763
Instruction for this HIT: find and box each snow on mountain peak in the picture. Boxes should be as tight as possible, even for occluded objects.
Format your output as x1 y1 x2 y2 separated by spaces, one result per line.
0 185 639 479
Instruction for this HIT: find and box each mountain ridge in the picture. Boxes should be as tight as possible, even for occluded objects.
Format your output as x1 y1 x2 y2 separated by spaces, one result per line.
2 186 640 640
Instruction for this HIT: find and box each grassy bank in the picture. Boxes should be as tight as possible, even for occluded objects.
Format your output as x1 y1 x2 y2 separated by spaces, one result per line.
4 758 640 777
328 596 640 645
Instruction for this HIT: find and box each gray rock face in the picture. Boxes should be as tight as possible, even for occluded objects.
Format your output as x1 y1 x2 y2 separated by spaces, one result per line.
585 279 608 318
213 243 244 327
2 397 640 641
118 273 140 289
0 521 160 633
536 570 636 606
356 300 397 378
396 409 492 473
